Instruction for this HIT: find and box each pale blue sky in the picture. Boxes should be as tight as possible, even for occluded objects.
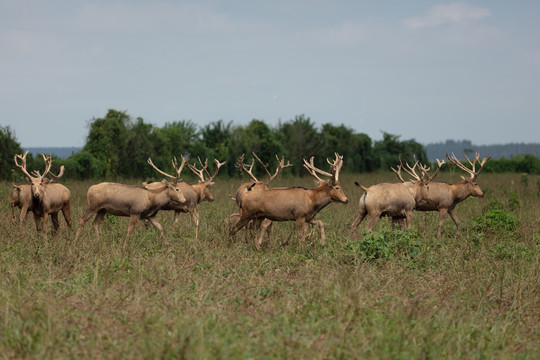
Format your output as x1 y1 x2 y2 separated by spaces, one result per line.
1 0 539 147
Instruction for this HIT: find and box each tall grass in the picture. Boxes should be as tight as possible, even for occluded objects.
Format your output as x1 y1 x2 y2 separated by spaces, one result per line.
0 172 539 359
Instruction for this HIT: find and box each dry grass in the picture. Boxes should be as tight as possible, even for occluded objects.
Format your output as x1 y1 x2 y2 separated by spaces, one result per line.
0 172 539 359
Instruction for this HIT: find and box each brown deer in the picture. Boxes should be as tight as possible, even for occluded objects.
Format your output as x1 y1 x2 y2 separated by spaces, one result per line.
74 158 187 249
351 159 437 232
226 153 293 245
405 152 490 237
13 152 72 235
230 153 348 248
147 156 226 240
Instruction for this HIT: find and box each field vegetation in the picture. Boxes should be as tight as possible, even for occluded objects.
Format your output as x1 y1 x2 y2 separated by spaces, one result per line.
0 171 539 359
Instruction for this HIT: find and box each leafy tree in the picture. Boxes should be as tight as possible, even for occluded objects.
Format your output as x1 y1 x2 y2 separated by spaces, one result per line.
372 132 427 171
200 120 237 176
235 120 286 177
83 109 131 178
320 123 375 172
277 115 323 175
0 125 23 180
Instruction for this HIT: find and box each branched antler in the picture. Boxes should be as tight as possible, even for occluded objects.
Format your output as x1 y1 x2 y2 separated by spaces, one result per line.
446 152 491 180
147 156 185 183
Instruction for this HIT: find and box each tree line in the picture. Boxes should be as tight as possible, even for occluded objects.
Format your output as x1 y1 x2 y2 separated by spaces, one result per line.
1 109 539 181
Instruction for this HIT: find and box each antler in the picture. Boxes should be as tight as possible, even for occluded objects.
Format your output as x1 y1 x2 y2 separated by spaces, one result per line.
31 154 53 180
236 154 259 182
399 156 422 182
208 159 226 182
147 156 185 183
391 164 407 183
303 153 343 185
264 155 293 184
446 152 491 180
418 158 444 183
14 151 34 179
47 165 65 183
187 157 210 182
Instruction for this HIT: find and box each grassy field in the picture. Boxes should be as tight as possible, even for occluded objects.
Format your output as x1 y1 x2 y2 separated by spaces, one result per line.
0 172 539 359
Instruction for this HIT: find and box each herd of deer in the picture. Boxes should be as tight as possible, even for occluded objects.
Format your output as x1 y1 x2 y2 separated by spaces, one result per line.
10 150 491 250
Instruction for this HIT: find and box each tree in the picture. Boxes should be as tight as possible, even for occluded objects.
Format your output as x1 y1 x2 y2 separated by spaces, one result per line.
0 126 24 180
83 109 131 178
277 115 323 175
372 132 427 170
320 123 375 172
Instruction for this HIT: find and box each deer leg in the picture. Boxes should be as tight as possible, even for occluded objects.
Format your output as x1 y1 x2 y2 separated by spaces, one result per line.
296 218 307 242
366 212 380 231
447 208 461 236
255 218 272 250
308 218 325 244
230 214 253 236
17 205 28 224
33 213 42 232
172 211 181 226
351 209 367 231
124 214 141 250
42 212 50 233
190 207 200 240
74 208 97 241
147 216 169 247
263 219 272 243
51 213 60 236
62 204 72 231
404 211 413 229
91 210 106 241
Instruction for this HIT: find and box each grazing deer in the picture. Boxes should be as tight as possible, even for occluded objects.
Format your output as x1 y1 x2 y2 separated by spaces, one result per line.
405 153 490 237
226 153 293 245
230 153 348 248
13 152 72 235
147 156 226 240
74 158 187 249
351 159 437 232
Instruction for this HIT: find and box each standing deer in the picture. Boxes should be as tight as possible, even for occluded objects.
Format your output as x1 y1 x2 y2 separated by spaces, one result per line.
351 159 437 232
74 158 187 249
13 152 72 235
226 153 293 244
147 156 226 240
405 153 490 237
230 153 348 248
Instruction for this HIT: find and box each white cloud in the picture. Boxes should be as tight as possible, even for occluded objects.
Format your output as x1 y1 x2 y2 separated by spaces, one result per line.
404 2 490 29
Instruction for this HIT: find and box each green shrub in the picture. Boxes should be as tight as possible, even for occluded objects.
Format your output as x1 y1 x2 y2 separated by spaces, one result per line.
473 209 520 238
490 241 534 261
345 228 424 262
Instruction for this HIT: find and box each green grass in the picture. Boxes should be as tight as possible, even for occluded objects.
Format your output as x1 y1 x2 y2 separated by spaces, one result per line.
1 172 539 359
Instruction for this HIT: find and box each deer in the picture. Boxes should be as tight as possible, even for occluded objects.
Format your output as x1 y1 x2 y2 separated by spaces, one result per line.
226 153 293 245
146 156 226 240
400 152 490 237
73 157 187 249
229 153 349 248
351 158 438 232
13 152 72 235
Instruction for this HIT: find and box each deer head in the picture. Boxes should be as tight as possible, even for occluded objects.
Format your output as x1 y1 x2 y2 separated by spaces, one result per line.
14 151 54 199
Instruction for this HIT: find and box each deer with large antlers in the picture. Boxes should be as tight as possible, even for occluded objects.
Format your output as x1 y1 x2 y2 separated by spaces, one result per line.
146 155 226 240
351 158 438 232
13 152 72 235
227 153 293 246
74 158 187 249
230 153 348 247
402 152 490 237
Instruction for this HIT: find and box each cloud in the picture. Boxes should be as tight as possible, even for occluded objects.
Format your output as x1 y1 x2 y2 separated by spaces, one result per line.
404 2 490 29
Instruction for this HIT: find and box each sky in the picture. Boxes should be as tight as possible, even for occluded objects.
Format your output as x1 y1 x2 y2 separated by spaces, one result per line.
1 0 539 147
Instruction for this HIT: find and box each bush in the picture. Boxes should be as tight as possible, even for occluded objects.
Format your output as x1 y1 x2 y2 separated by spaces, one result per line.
490 241 534 261
473 209 520 238
345 228 424 262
